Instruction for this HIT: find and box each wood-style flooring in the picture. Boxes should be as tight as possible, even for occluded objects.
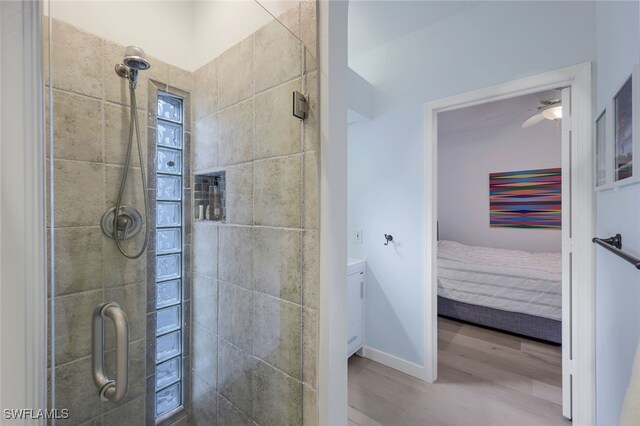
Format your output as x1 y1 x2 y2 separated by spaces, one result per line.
348 317 570 426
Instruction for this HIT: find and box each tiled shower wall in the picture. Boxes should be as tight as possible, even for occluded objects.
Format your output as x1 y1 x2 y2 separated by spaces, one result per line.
46 2 318 425
189 3 319 426
46 17 194 425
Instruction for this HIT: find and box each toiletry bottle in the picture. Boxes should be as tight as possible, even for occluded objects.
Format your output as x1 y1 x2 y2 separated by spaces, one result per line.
211 177 223 221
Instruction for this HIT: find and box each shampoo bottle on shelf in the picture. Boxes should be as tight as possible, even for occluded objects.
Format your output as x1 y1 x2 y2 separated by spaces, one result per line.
210 177 223 221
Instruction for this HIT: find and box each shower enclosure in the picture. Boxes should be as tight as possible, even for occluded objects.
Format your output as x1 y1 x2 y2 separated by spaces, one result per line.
45 1 319 424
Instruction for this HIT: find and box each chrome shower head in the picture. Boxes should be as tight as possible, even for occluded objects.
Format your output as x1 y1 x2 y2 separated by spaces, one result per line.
122 46 151 71
115 46 151 89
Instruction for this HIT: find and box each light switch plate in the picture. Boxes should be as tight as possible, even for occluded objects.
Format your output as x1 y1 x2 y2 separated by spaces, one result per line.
354 229 363 244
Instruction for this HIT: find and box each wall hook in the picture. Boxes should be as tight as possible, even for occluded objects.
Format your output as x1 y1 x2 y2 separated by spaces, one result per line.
384 234 393 246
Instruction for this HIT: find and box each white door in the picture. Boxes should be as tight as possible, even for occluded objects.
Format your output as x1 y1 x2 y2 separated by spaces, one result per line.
560 86 573 419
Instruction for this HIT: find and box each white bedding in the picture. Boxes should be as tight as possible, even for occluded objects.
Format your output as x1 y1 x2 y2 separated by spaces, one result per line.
437 240 562 321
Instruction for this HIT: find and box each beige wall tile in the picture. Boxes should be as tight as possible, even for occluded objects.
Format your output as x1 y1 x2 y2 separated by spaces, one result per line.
302 307 317 389
218 99 254 166
53 160 104 227
191 374 217 425
53 226 103 296
254 155 302 228
300 1 318 59
194 113 218 172
218 36 253 109
253 227 302 303
193 221 218 279
105 164 145 208
218 225 253 289
52 91 103 162
193 59 218 120
253 294 302 379
54 289 103 365
302 384 318 426
147 56 171 89
51 19 103 98
218 281 254 352
276 3 301 39
303 71 318 151
103 396 145 426
218 339 255 415
104 104 148 167
54 357 102 423
225 163 253 225
103 339 146 409
254 79 303 159
192 274 217 333
254 20 303 93
303 150 319 229
102 235 147 287
305 51 318 77
192 323 217 389
104 283 145 345
168 64 193 93
217 393 252 425
253 361 302 425
302 230 319 310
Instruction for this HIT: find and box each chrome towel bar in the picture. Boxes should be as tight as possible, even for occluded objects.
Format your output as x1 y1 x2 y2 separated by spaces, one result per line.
92 302 129 402
592 234 640 270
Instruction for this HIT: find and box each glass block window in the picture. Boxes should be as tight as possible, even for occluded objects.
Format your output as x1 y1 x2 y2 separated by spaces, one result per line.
155 93 184 419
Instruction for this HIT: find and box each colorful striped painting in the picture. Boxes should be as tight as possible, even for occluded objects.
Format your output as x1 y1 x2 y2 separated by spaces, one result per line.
489 168 561 229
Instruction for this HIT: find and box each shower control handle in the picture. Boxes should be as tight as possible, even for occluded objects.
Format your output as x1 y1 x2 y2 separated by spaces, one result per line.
92 302 129 402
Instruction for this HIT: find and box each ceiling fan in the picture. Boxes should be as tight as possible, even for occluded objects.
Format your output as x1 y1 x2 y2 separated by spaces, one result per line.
521 90 563 128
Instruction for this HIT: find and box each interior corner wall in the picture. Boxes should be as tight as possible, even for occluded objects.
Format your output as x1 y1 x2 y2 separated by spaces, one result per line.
594 1 640 425
347 1 597 366
437 119 562 253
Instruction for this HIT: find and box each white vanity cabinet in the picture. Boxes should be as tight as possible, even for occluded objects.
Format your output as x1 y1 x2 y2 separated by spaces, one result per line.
347 258 365 357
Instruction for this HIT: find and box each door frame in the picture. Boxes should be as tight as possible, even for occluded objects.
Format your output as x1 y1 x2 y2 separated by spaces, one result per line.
0 0 47 419
423 63 595 425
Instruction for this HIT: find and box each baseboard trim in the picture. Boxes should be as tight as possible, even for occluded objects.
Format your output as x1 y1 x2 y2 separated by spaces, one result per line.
362 346 428 381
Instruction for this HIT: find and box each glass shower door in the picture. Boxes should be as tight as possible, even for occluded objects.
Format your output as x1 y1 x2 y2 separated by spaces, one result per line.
46 1 319 425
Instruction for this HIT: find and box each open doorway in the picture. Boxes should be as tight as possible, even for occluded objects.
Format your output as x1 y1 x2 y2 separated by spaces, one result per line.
424 64 595 424
435 89 568 423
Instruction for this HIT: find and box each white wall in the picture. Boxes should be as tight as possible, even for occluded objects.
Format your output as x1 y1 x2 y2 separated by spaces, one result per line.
594 2 640 425
438 117 562 253
47 0 284 71
348 1 597 366
348 68 373 123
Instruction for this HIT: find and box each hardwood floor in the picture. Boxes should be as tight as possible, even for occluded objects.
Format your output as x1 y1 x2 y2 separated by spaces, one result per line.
348 317 570 426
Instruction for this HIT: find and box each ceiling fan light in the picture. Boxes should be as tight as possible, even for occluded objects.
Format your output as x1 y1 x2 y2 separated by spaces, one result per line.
541 105 562 120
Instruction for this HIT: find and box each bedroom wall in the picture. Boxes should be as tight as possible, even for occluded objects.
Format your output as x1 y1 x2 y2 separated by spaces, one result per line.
437 117 562 253
347 1 597 366
594 1 640 425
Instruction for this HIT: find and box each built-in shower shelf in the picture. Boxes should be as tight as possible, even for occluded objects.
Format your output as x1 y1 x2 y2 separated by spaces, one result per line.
194 172 226 222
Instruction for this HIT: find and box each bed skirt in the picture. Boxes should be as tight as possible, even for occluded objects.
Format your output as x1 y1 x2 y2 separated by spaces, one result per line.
438 296 562 344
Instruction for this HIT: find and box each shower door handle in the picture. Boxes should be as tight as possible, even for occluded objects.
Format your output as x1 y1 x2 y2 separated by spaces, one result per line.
92 302 129 402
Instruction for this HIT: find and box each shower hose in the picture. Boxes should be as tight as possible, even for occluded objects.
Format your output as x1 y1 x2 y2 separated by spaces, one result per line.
113 84 149 259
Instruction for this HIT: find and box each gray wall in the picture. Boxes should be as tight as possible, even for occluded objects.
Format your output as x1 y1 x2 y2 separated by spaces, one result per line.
437 116 562 253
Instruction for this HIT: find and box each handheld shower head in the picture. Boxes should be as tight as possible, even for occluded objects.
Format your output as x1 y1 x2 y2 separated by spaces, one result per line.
115 46 151 89
123 46 151 71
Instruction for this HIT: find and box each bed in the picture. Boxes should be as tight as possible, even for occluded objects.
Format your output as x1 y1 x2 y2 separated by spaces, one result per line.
437 240 562 344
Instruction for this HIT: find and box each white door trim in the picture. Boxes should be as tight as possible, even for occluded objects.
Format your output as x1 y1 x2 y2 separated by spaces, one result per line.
423 63 595 425
0 0 47 422
318 0 349 425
